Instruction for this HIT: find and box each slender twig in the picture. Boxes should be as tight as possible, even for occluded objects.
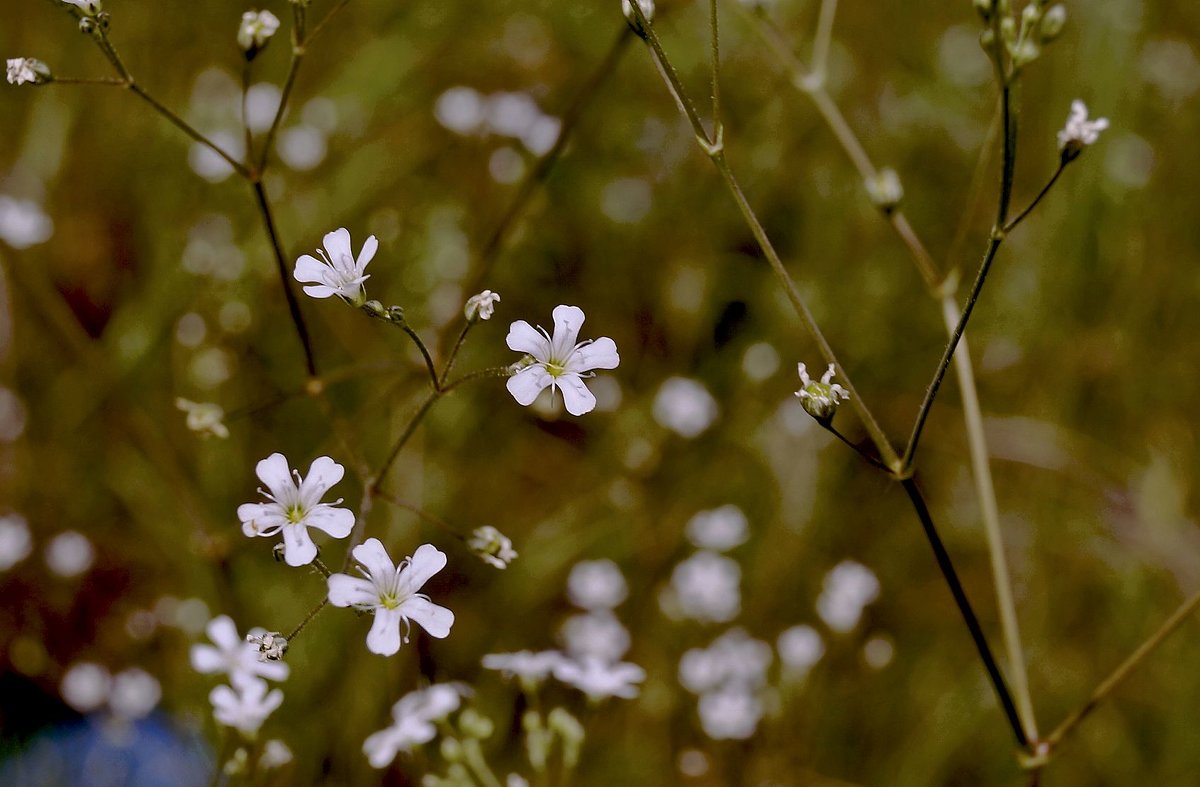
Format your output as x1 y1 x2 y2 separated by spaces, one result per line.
308 0 352 45
1004 163 1067 234
809 0 839 84
240 60 255 167
373 389 440 486
708 0 722 134
901 478 1028 749
396 323 440 391
438 322 474 389
48 77 127 85
1045 589 1200 752
284 596 330 641
128 83 251 178
442 366 512 393
251 181 319 377
258 40 304 173
822 423 890 472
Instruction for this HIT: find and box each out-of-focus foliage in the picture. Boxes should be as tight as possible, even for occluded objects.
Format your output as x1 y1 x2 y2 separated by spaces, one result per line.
2 0 1199 785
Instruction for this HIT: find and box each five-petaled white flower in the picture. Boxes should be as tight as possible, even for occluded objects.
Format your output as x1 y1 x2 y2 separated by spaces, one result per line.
465 290 501 321
237 453 355 567
327 539 455 656
506 305 620 416
795 362 849 421
293 227 377 305
191 615 290 683
467 525 518 569
553 655 646 701
1057 100 1108 161
210 674 284 735
6 58 51 86
362 683 468 768
238 10 281 55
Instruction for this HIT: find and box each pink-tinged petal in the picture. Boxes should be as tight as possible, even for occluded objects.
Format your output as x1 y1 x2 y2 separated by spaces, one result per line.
281 524 317 566
506 320 550 357
255 453 296 501
569 337 619 372
395 544 447 596
556 374 597 416
506 366 553 406
238 503 286 536
366 607 404 656
352 538 396 581
302 284 338 299
293 254 329 285
305 505 355 538
327 573 379 607
399 596 454 639
190 644 225 674
550 305 585 359
356 235 378 270
322 227 353 262
298 456 344 507
206 615 240 650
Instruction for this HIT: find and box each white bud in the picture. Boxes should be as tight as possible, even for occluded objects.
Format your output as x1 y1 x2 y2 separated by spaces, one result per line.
464 290 501 322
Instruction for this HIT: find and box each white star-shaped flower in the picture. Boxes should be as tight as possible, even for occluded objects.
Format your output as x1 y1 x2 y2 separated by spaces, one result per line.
327 539 455 656
362 683 467 767
210 675 284 735
506 305 620 416
293 227 377 305
190 615 290 683
237 453 355 567
1057 100 1108 161
553 655 645 701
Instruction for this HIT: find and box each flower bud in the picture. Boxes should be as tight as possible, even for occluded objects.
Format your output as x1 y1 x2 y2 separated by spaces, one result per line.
865 168 903 214
468 526 518 569
464 290 501 322
361 299 387 319
794 362 849 423
1039 4 1067 42
459 708 494 739
175 398 230 439
238 10 280 61
547 708 585 768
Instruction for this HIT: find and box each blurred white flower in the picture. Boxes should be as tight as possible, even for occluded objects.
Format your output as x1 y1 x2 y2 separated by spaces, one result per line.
238 10 280 55
1057 100 1108 160
486 92 540 138
191 615 290 683
464 290 501 322
482 650 565 685
560 611 631 663
0 514 32 571
697 687 763 740
260 739 293 769
237 453 355 567
662 551 741 623
554 656 645 701
678 629 772 695
506 305 620 416
685 505 749 552
0 196 53 249
327 539 455 656
176 398 229 439
210 675 283 735
109 668 161 720
566 559 628 610
60 662 112 713
816 560 881 633
363 683 467 768
467 525 517 569
6 58 51 86
435 86 486 135
777 624 825 678
45 531 94 578
653 377 718 438
293 228 377 305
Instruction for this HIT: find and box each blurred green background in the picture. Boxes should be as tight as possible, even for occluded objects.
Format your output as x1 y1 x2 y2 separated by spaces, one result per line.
2 0 1199 784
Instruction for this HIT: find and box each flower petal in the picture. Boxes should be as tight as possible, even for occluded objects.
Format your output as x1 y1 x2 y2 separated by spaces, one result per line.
281 524 317 566
190 644 225 674
293 254 329 285
366 607 404 656
506 320 550 358
238 503 286 536
556 374 597 416
255 453 296 501
550 305 585 360
207 615 240 650
356 235 378 271
322 227 352 263
302 284 338 299
352 538 396 582
396 544 447 596
506 366 553 406
298 456 344 508
363 726 404 769
399 596 454 639
305 505 355 538
327 573 379 608
569 337 619 372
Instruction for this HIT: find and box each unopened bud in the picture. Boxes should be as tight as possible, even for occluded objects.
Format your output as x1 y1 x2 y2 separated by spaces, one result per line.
464 290 501 322
1039 4 1066 42
865 168 904 214
795 362 849 423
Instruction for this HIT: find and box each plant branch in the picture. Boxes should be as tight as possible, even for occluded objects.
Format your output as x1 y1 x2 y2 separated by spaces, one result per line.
1003 163 1066 234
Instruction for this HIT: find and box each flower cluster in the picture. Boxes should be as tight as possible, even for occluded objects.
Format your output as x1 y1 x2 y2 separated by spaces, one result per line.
191 615 290 736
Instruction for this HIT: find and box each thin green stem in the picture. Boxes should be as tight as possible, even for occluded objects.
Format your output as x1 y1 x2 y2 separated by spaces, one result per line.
442 366 512 393
308 0 352 45
49 77 127 85
901 477 1028 749
708 0 722 134
462 739 504 787
258 40 304 174
284 596 329 642
942 294 1037 742
373 389 440 486
127 82 250 178
998 82 1018 226
438 322 474 389
809 0 839 83
240 60 255 168
822 423 890 472
1045 589 1200 753
399 323 440 391
251 180 319 377
1003 163 1066 234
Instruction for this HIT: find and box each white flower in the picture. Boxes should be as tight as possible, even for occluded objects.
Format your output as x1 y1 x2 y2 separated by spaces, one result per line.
0 514 32 571
191 615 290 683
237 453 355 567
210 675 284 735
685 505 749 552
560 611 631 662
566 559 628 610
816 560 881 633
678 629 773 695
653 377 719 437
327 539 455 656
363 683 467 768
795 362 849 421
777 624 825 677
465 290 501 321
6 58 51 86
481 650 566 684
60 662 112 712
506 305 620 416
0 196 53 249
108 668 161 720
697 687 763 740
1057 100 1109 159
660 550 741 624
553 656 645 701
176 398 229 439
238 10 281 55
467 525 518 569
293 227 377 305
260 740 293 769
44 531 94 577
